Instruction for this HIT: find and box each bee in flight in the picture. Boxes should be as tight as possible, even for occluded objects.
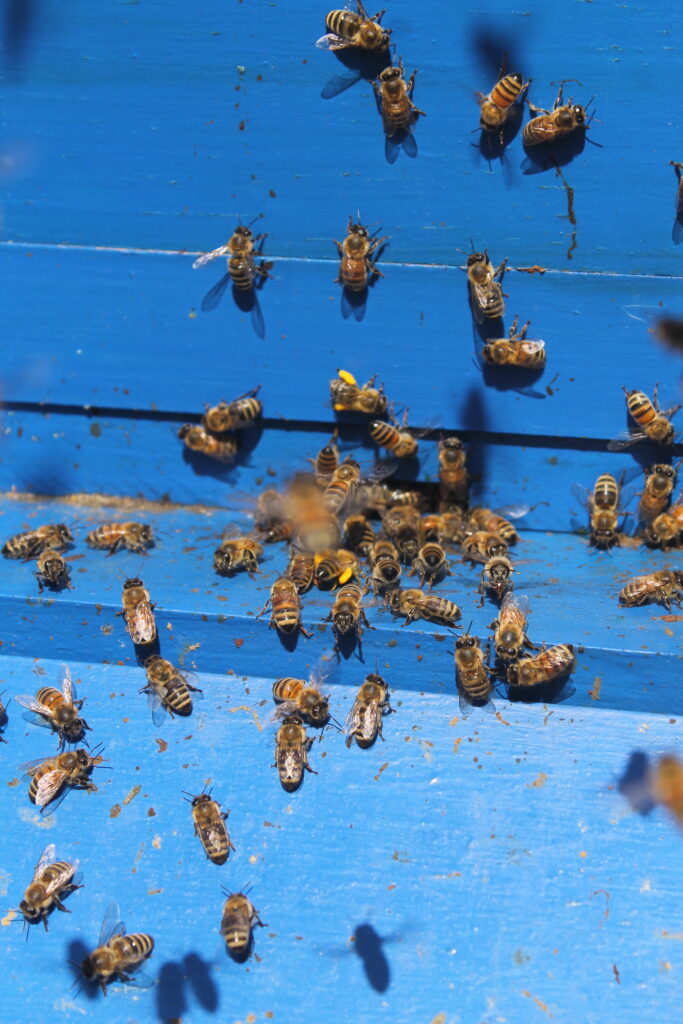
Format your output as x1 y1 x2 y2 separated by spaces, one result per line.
619 570 683 611
184 786 235 865
334 217 388 293
329 368 388 415
193 221 272 292
466 250 507 323
316 2 391 52
476 63 529 147
18 843 81 932
523 82 591 147
608 385 680 450
482 315 546 369
80 902 154 995
3 523 73 561
345 672 394 748
274 713 317 791
16 663 91 749
143 656 203 725
35 549 71 592
203 387 263 433
220 888 265 960
22 747 104 810
86 522 154 556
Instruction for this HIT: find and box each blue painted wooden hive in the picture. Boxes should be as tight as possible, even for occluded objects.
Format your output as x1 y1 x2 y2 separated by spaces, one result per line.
2 1 683 1021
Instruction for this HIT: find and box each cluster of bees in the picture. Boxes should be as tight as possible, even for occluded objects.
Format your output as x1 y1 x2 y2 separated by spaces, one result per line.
177 387 263 465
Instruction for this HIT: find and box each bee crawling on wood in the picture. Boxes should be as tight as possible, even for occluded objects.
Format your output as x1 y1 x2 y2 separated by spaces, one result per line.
3 523 73 561
619 570 683 611
16 664 91 749
329 368 388 415
35 549 71 592
203 387 262 433
455 632 494 715
258 577 313 638
506 643 575 689
316 2 391 53
220 887 266 961
142 656 203 725
85 522 154 556
178 424 238 464
18 843 82 932
670 160 683 244
193 221 272 292
213 526 263 578
374 58 425 136
637 464 678 526
609 385 680 450
345 671 394 748
481 314 546 369
387 588 460 628
333 217 388 293
274 713 317 791
490 592 533 662
183 786 235 865
22 746 105 811
466 249 508 324
80 902 155 995
523 81 591 147
476 64 529 147
119 575 157 646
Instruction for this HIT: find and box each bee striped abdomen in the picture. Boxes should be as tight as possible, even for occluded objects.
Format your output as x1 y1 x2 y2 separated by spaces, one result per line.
113 933 154 962
627 391 657 428
228 255 254 290
491 74 523 109
594 473 619 509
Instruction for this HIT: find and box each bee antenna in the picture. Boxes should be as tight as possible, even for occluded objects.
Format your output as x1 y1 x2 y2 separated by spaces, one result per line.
466 620 473 634
181 790 196 801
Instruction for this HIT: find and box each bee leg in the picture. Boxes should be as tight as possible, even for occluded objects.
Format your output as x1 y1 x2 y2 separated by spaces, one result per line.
187 683 203 694
525 97 548 118
35 574 44 593
53 897 72 913
255 599 271 620
106 536 125 556
298 623 313 638
332 239 344 256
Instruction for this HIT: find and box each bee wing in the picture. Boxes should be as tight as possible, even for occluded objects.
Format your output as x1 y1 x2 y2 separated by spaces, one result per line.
59 663 75 704
221 524 243 541
15 694 47 714
469 281 492 324
500 591 530 618
35 769 68 808
365 459 398 483
32 843 58 882
272 700 298 722
673 218 683 245
623 305 660 327
122 969 155 990
44 858 79 896
192 245 231 269
147 686 167 728
344 698 362 737
20 755 56 776
570 485 591 509
176 668 204 701
606 431 649 452
99 901 126 945
315 32 349 50
458 692 495 717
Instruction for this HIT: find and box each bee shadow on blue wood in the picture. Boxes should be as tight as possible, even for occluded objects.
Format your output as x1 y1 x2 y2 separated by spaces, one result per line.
520 130 587 175
155 954 220 1021
180 443 241 483
460 385 490 496
475 102 524 184
618 751 656 815
320 49 390 101
673 216 683 245
66 939 99 1001
200 269 268 341
384 127 418 165
134 636 160 667
506 680 575 705
3 0 36 68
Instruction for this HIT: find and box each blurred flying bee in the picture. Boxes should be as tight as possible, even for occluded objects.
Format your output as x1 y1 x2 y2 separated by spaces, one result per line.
608 385 680 450
369 408 418 459
478 554 514 606
119 576 157 646
3 523 73 560
438 436 468 507
274 713 317 791
476 66 529 146
327 582 370 647
178 424 238 463
467 506 523 545
220 889 265 960
258 577 312 637
310 430 340 484
619 570 683 611
342 514 375 556
142 656 202 725
373 58 425 137
86 522 154 556
345 672 394 748
409 542 451 589
671 161 683 244
330 368 388 415
482 315 546 369
369 538 402 594
382 505 422 565
461 530 509 563
316 2 391 52
644 511 680 550
202 387 262 433
322 457 362 513
254 489 293 544
285 550 315 594
184 787 234 865
16 664 90 749
35 549 71 592
193 223 272 292
333 218 388 292
80 902 154 995
294 507 342 554
387 588 460 627
507 643 575 688
652 755 683 826
455 633 493 714
272 672 331 726
638 463 678 525
466 250 507 323
22 747 104 810
314 547 361 590
523 83 590 147
19 844 81 932
213 526 263 578
490 592 532 662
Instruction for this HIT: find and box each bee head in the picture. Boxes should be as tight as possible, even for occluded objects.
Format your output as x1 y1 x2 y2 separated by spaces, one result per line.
124 577 143 589
455 634 476 650
572 105 586 124
19 899 40 922
144 654 161 669
234 225 253 239
467 251 487 267
57 524 74 542
139 525 154 543
674 571 683 588
380 66 401 81
178 424 191 440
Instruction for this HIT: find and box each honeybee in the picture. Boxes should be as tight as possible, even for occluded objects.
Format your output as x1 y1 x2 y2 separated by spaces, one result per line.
369 538 402 594
490 592 532 662
478 554 514 606
317 2 391 52
644 511 680 550
523 83 589 147
19 844 81 931
386 487 424 509
477 68 529 145
482 315 546 369
619 570 683 611
0 690 8 743
272 673 331 726
314 547 361 590
178 424 238 463
438 437 468 507
85 522 154 556
258 577 312 637
220 889 265 960
35 549 71 592
322 457 362 513
373 58 425 137
311 430 340 484
467 250 507 323
16 664 90 749
143 656 203 724
585 472 622 550
330 368 388 415
333 218 388 292
369 409 418 459
184 787 234 864
467 507 521 545
507 644 575 688
382 505 422 564
671 161 683 244
22 747 104 810
80 902 154 995
345 672 394 748
286 550 315 594
455 634 493 714
193 223 272 292
387 588 460 627
327 582 370 646
462 531 509 563
294 507 342 554
3 523 73 560
342 514 375 556
409 542 451 589
440 509 467 544
203 387 262 433
120 576 157 646
638 464 678 524
419 514 445 544
213 527 263 578
652 755 683 825
274 713 317 791
608 385 680 449
254 489 293 544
